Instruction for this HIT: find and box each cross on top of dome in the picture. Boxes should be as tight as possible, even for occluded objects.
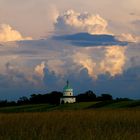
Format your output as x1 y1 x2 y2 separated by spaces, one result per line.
63 80 73 92
66 80 69 86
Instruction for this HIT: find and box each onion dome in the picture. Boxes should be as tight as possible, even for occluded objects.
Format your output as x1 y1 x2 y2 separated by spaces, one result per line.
63 80 73 92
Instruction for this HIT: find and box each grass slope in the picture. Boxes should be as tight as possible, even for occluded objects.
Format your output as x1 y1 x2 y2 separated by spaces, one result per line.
0 100 140 113
0 102 97 113
89 100 140 109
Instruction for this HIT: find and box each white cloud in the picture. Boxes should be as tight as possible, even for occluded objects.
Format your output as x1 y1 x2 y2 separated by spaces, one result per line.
100 46 126 76
72 46 126 79
34 61 45 79
0 24 32 42
73 52 97 79
55 10 111 35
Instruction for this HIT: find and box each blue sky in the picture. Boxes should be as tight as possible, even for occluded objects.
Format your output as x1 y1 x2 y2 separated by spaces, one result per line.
0 0 140 100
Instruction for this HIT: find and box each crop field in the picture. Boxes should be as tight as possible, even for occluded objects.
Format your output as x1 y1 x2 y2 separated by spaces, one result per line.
0 110 140 140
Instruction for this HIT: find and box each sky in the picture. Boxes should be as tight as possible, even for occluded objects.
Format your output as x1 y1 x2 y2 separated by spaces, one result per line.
0 0 140 100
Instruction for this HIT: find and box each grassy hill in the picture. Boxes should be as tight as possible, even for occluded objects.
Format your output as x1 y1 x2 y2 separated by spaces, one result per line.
0 100 140 113
88 100 140 109
0 102 97 113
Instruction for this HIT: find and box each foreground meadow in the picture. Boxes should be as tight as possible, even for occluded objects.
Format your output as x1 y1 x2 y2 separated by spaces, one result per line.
0 110 139 140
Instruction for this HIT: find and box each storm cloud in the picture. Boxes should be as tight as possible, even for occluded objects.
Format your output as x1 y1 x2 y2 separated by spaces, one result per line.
0 9 140 99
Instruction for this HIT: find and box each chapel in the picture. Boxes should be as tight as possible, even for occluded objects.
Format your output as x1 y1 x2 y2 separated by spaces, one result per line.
60 81 76 104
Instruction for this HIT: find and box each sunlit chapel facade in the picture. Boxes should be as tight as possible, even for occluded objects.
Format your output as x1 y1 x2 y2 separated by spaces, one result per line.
60 81 76 104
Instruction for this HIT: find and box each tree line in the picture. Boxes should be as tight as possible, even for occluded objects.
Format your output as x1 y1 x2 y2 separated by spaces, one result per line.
0 90 131 107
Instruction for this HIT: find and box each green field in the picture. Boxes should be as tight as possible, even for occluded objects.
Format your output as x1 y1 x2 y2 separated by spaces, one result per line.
0 101 140 140
0 100 140 113
0 102 97 113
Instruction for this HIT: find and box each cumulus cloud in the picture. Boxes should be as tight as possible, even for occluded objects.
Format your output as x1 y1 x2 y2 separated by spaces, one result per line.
55 10 111 35
0 24 32 42
0 9 139 99
54 10 140 44
100 46 126 76
2 62 34 87
0 62 45 88
72 46 126 79
46 59 66 76
34 61 46 79
73 52 97 79
0 33 139 98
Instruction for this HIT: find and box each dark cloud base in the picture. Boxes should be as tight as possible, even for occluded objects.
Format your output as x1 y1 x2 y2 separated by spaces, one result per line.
43 66 140 99
53 32 128 47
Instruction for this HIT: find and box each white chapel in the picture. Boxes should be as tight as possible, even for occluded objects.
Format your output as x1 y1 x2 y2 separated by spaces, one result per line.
60 81 76 104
